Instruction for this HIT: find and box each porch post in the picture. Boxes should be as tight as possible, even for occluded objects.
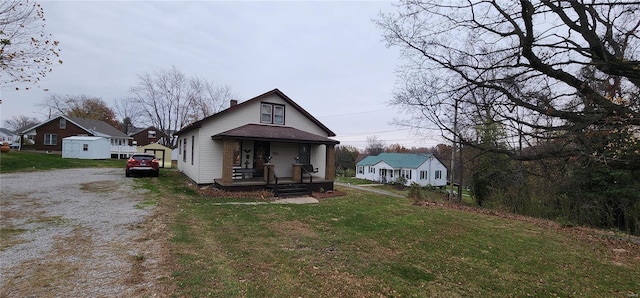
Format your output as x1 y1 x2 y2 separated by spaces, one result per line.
325 144 336 180
222 139 234 183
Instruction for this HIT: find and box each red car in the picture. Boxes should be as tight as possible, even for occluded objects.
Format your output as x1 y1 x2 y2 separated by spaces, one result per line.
125 153 160 177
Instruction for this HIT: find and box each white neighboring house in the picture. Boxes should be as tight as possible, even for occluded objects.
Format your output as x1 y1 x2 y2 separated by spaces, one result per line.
0 128 20 148
355 152 448 187
62 136 110 159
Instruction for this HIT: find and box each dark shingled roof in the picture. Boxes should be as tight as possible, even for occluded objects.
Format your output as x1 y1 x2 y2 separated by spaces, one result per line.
20 116 130 139
212 124 339 145
67 117 129 138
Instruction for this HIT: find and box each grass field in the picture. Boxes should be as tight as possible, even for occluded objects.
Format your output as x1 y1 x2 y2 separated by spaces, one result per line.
0 151 126 173
3 152 639 296
151 170 640 297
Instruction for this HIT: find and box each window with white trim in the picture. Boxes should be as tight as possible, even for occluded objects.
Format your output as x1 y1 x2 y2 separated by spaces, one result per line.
148 130 156 138
59 119 66 129
260 103 285 125
183 139 187 162
191 136 195 165
357 166 364 174
435 170 442 179
420 170 428 180
44 134 57 145
83 144 88 151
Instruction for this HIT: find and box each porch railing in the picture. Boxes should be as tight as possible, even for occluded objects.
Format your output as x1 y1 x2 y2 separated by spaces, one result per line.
110 145 138 158
265 166 279 194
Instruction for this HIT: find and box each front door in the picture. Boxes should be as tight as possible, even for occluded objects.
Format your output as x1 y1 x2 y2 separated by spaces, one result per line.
254 141 270 177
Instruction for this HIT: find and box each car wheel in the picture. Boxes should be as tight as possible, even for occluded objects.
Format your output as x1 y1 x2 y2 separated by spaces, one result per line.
154 170 159 177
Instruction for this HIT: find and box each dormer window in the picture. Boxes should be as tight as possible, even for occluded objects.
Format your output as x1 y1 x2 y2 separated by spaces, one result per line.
261 103 285 125
60 118 66 129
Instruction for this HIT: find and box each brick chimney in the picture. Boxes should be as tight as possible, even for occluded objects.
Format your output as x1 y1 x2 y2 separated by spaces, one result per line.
230 99 238 107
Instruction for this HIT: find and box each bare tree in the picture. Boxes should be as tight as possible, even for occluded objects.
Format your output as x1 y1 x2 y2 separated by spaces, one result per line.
365 135 386 156
0 0 62 89
113 97 142 134
130 66 234 147
40 94 119 128
3 114 39 131
377 0 640 170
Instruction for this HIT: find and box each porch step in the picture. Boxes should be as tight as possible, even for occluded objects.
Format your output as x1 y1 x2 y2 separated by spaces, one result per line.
269 184 310 198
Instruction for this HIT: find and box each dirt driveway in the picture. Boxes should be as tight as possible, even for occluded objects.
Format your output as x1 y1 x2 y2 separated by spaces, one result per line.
0 168 171 297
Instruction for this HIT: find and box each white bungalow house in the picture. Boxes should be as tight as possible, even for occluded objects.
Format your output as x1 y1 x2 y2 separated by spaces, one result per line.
355 152 447 187
174 88 339 194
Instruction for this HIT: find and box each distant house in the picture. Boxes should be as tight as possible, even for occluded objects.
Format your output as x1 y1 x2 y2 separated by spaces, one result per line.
0 128 20 148
128 126 170 147
20 116 134 158
175 88 339 193
355 152 447 187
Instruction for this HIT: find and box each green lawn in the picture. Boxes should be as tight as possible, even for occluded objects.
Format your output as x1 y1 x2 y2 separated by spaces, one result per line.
0 151 126 173
151 171 640 297
3 152 638 296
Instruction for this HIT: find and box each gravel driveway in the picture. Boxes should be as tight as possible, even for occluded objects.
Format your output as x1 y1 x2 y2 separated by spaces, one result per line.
0 168 169 297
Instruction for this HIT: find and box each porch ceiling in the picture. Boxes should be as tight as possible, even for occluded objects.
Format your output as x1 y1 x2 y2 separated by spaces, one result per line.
211 124 339 145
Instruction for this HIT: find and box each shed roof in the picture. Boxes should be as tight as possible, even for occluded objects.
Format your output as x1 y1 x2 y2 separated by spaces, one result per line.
356 152 434 169
63 136 106 141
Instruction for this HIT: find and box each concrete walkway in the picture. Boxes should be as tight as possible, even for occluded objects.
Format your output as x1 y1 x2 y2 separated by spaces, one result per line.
335 182 406 198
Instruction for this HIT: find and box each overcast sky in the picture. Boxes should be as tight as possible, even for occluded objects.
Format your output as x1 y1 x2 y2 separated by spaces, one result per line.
0 0 446 149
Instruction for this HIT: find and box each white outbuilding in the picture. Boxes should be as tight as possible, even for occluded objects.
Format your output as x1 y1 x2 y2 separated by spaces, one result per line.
62 136 110 159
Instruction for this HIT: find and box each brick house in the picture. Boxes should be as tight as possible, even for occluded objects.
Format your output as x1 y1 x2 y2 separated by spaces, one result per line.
128 126 170 147
20 116 133 157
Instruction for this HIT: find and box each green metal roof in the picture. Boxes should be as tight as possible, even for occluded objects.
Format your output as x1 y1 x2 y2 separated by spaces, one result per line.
356 153 433 169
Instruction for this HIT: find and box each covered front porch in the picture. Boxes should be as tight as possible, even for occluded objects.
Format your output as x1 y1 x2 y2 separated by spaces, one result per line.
212 124 339 194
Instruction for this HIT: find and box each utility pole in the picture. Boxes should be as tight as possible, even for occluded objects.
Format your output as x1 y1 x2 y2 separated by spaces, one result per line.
449 99 458 201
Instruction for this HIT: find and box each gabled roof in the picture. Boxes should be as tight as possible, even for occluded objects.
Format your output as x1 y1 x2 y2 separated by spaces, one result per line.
212 124 339 145
128 126 167 137
20 115 130 139
176 88 336 136
356 152 434 169
0 128 18 136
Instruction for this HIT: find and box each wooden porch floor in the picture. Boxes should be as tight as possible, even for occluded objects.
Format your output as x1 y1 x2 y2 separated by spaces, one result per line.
214 177 332 187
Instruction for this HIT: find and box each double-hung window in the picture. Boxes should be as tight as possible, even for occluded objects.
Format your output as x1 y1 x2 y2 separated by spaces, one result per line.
435 170 442 179
60 119 66 129
260 103 285 125
182 139 187 162
44 134 57 145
